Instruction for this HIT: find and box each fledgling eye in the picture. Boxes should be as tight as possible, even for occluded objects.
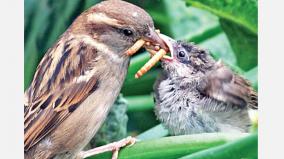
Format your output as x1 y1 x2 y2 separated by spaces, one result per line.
176 49 189 63
178 51 186 58
122 29 133 36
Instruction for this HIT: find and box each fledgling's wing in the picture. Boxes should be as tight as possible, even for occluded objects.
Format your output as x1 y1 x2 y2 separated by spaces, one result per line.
198 62 257 109
24 33 100 151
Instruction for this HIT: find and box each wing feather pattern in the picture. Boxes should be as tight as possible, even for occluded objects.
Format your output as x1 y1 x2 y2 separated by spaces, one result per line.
198 62 258 109
24 34 99 151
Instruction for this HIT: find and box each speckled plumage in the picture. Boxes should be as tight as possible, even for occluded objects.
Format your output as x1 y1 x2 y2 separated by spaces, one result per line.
154 40 257 135
24 1 164 158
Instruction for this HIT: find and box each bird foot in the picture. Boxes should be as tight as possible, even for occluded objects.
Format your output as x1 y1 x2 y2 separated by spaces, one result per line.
80 136 137 159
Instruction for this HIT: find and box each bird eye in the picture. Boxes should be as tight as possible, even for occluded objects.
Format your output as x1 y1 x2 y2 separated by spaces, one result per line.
176 50 190 63
122 29 133 36
145 32 151 37
178 51 186 58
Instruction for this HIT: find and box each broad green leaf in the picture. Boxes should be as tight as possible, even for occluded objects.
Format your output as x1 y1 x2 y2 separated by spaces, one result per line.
220 19 258 70
178 133 257 159
184 0 258 71
163 0 219 40
88 133 248 159
189 25 222 44
184 0 258 34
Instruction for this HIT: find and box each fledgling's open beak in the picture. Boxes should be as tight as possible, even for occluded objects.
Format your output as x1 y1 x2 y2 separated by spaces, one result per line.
158 34 175 59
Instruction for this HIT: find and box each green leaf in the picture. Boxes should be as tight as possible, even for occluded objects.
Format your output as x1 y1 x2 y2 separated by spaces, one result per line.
243 66 258 90
183 0 258 71
87 133 248 159
137 124 169 140
163 0 219 40
220 19 258 70
189 25 222 44
129 0 221 40
178 133 257 159
184 0 258 34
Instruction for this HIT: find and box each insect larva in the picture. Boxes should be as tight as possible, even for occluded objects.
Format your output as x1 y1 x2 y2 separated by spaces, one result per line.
126 29 161 56
146 48 172 60
126 39 145 56
135 49 167 78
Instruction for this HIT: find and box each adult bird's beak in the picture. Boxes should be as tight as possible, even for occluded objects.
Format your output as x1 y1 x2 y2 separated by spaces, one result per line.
125 27 168 56
142 27 169 52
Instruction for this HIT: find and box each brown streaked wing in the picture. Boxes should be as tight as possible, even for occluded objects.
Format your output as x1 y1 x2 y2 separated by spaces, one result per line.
198 65 258 110
24 34 99 151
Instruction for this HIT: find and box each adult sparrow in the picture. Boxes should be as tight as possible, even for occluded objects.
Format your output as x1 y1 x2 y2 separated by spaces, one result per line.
154 35 257 135
24 1 166 158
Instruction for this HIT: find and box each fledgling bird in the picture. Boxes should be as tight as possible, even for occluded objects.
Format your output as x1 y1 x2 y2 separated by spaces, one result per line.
24 1 166 159
154 35 258 135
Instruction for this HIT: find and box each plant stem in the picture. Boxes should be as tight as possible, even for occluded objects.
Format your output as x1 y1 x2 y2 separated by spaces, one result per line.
126 95 154 112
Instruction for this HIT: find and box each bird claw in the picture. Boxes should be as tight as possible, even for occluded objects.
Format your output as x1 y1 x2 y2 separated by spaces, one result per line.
81 136 137 159
110 136 137 159
124 136 137 147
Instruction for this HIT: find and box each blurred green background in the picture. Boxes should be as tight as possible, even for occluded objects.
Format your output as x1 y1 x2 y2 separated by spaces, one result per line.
25 0 258 158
